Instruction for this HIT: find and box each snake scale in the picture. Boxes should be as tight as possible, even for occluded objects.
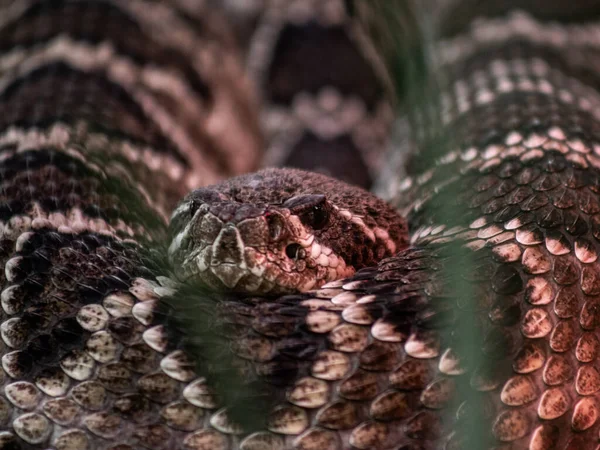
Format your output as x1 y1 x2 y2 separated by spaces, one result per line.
0 0 599 449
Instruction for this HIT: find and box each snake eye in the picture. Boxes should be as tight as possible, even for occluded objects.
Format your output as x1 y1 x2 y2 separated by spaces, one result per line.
283 194 329 230
301 203 329 230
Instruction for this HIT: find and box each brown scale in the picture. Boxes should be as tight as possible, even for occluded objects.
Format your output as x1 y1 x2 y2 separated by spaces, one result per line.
0 153 148 229
222 0 394 188
0 63 174 154
12 2 600 450
377 17 600 450
0 0 262 180
0 1 212 100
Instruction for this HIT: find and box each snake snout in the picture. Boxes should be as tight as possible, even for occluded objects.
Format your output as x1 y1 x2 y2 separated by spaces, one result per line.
212 225 244 265
235 216 269 246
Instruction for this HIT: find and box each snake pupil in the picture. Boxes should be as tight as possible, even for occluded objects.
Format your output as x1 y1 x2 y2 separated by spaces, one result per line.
304 205 329 230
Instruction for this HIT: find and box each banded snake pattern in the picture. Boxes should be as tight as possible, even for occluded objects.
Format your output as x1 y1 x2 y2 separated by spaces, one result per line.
2 1 600 450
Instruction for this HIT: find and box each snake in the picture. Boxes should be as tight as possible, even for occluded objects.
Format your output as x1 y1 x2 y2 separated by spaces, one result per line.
0 0 599 449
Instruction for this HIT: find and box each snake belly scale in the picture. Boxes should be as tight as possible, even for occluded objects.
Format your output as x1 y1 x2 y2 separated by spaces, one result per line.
2 1 600 450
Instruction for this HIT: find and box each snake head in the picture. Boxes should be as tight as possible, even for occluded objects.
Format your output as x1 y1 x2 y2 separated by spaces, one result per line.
168 168 408 295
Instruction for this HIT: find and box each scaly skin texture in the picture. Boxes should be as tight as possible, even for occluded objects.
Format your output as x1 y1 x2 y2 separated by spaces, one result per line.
0 1 398 450
374 3 600 449
226 0 395 188
4 1 600 450
168 168 408 294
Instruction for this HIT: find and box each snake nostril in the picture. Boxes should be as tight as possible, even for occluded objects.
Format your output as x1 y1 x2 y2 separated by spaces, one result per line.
267 213 284 241
285 243 304 260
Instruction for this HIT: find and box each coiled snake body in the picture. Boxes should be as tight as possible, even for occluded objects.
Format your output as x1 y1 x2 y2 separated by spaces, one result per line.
0 1 599 449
